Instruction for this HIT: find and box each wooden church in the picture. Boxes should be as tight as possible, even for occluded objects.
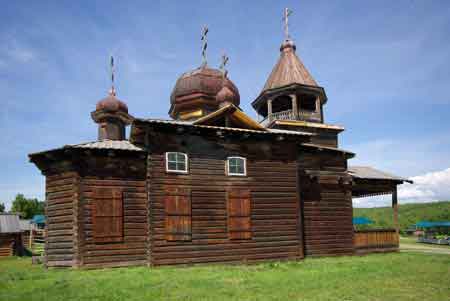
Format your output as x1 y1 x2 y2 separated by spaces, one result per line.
29 12 411 268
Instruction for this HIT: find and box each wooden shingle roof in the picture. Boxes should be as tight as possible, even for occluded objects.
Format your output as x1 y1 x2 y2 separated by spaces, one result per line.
262 40 318 93
349 166 412 183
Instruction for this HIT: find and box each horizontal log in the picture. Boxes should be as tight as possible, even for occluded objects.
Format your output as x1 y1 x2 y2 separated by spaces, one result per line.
153 251 300 266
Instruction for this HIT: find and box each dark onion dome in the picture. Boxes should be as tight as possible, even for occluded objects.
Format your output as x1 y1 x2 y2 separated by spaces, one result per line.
170 67 240 107
95 89 129 114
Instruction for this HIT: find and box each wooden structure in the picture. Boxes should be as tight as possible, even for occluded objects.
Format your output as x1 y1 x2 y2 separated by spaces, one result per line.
29 17 411 268
0 214 23 257
354 229 399 253
349 166 412 252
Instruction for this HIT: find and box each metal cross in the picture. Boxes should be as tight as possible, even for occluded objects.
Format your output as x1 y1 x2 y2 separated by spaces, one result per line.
201 26 209 67
283 8 293 40
110 55 116 95
219 52 229 77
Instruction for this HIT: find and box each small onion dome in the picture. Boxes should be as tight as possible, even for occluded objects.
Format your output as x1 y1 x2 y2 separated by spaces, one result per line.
280 39 296 52
170 67 240 106
95 89 129 114
216 84 238 105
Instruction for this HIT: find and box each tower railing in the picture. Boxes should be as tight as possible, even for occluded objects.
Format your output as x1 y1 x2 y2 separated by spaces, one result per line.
260 109 321 126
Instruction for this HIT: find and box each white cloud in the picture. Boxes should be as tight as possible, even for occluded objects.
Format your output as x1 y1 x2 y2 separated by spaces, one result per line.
0 37 36 68
398 167 450 202
9 47 35 63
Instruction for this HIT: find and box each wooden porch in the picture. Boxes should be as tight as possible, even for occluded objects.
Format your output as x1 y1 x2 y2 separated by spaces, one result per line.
354 229 399 253
348 166 413 254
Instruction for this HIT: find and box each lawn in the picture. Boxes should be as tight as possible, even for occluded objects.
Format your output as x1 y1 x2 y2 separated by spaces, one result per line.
1 253 449 301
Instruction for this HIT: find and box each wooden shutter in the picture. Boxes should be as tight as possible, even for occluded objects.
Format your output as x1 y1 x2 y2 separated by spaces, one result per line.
92 188 123 243
165 188 191 241
227 189 252 240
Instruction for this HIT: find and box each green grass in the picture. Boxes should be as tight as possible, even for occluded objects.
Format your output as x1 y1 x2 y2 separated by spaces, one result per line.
1 253 449 301
354 201 450 231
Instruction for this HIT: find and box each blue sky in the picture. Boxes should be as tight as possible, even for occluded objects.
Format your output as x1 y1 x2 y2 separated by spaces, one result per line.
1 0 450 208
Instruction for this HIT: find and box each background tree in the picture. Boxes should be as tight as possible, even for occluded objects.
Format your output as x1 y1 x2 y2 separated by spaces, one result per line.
11 194 44 219
0 202 5 213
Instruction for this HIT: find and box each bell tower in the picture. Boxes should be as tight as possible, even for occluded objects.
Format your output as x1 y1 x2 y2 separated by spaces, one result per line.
252 8 343 148
251 38 327 126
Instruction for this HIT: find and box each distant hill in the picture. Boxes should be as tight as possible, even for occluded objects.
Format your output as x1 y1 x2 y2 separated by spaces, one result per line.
353 201 450 231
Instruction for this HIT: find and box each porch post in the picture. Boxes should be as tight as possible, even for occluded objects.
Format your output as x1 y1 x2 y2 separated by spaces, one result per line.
291 94 298 119
392 186 399 245
267 99 273 122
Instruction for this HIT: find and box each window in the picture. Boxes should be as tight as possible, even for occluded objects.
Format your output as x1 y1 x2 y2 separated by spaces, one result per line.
166 152 188 173
227 157 246 176
92 188 123 243
300 94 317 111
165 188 191 241
227 189 252 240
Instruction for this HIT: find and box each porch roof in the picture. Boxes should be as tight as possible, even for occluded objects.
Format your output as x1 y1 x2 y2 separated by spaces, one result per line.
349 166 412 198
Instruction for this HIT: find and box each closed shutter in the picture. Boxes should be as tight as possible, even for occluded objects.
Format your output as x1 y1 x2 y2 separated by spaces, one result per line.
227 189 252 240
92 188 123 243
165 188 191 241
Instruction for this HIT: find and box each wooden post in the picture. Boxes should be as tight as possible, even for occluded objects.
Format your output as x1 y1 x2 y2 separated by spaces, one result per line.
392 186 399 246
29 229 33 252
267 99 273 122
316 96 323 122
291 94 298 119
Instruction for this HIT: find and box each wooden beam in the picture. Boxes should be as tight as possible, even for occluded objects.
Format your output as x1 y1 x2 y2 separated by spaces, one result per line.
267 99 273 122
291 94 298 119
392 186 399 245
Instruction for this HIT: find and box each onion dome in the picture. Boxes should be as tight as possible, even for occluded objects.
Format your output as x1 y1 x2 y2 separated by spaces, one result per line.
216 83 238 105
91 88 133 141
169 66 240 120
95 88 129 113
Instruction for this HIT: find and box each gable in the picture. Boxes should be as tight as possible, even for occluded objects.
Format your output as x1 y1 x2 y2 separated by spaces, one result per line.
193 104 266 131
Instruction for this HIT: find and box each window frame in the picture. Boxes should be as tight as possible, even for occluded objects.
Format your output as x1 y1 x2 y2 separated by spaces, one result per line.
165 152 189 174
226 156 247 177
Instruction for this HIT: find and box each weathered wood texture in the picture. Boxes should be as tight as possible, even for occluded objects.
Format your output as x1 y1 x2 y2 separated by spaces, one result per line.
299 150 354 256
148 152 303 266
45 171 79 267
0 233 20 257
354 229 399 251
79 177 148 268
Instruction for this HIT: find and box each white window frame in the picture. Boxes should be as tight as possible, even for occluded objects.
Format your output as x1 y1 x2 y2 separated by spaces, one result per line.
165 152 189 174
226 156 247 176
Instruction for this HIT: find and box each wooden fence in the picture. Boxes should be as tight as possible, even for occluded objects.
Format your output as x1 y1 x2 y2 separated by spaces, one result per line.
28 229 45 256
354 229 399 253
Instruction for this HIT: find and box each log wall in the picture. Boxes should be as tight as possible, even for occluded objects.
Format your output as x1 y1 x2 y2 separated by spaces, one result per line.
45 172 79 267
0 233 19 257
148 151 302 266
79 177 148 268
299 150 354 256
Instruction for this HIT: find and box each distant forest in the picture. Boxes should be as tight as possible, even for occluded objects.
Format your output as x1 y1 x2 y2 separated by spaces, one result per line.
354 201 450 231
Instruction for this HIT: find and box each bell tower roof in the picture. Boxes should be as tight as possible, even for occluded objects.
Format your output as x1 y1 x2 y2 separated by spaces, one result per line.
262 39 318 92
